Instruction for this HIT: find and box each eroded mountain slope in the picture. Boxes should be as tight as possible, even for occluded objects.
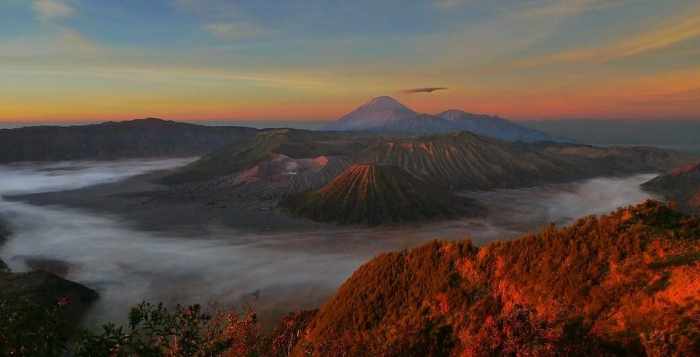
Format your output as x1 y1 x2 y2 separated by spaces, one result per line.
282 164 479 225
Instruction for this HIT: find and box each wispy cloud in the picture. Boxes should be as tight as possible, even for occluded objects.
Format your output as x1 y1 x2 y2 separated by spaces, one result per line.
32 0 75 21
514 8 700 67
514 0 625 18
400 87 448 94
14 0 101 58
204 22 266 41
434 0 466 9
173 0 268 41
173 0 238 17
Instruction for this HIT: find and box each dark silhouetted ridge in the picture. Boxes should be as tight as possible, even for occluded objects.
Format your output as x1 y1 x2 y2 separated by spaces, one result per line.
0 119 258 163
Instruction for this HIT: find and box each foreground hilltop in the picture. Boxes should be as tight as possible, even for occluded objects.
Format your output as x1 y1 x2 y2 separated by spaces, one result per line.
325 96 561 143
282 164 479 225
0 118 257 163
294 201 700 355
643 162 700 214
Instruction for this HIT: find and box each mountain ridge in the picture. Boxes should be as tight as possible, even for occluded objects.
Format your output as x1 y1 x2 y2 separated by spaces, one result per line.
0 118 257 163
325 96 564 142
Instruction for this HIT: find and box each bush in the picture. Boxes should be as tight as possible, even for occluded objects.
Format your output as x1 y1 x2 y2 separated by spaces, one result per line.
0 298 70 357
1 300 314 357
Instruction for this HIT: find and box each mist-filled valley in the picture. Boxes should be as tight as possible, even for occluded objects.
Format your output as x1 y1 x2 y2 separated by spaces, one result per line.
0 158 660 327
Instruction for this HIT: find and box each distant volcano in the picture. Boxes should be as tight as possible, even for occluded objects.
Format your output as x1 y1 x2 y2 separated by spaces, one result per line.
325 96 418 131
281 164 479 225
325 96 563 143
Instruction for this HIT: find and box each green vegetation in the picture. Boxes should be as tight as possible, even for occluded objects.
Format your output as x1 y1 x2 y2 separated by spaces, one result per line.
1 299 316 357
0 298 70 356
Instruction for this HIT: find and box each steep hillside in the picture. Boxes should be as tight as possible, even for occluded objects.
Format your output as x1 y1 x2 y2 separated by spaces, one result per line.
356 132 575 190
356 132 691 191
0 118 257 163
643 162 700 214
162 129 370 185
295 201 700 356
282 164 479 225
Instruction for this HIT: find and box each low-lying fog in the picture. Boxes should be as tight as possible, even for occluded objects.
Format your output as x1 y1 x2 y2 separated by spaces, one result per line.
0 159 658 326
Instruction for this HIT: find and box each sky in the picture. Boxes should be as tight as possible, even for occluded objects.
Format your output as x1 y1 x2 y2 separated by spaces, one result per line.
1 0 699 122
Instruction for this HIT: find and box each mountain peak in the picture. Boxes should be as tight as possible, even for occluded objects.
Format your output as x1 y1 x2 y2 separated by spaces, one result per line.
325 96 417 130
363 96 411 110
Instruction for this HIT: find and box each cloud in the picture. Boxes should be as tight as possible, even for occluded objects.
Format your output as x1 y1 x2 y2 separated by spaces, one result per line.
33 0 75 21
514 8 700 67
173 0 239 17
204 22 266 40
400 87 448 94
515 0 625 18
434 0 466 9
173 0 267 41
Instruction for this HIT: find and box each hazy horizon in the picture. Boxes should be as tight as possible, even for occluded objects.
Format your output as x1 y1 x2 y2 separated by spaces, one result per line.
3 117 700 153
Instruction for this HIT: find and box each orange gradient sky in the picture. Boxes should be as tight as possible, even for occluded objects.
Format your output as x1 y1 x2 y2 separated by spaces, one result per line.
1 0 699 122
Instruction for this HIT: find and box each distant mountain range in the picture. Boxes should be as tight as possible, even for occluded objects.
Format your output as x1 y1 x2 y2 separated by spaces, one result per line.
0 118 257 163
325 96 563 142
